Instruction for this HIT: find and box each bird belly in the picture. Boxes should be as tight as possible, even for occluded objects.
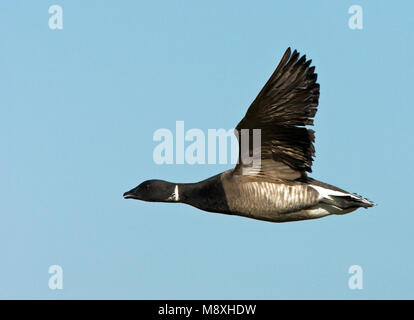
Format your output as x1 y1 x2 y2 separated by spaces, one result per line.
222 180 322 222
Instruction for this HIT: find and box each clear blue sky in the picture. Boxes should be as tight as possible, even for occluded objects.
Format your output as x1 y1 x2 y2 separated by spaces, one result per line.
1 0 413 299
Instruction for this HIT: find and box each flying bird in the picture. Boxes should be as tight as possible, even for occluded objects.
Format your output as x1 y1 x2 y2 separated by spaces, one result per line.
124 48 375 222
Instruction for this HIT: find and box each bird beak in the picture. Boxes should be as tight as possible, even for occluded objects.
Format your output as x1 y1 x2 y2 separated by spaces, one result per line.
123 189 135 199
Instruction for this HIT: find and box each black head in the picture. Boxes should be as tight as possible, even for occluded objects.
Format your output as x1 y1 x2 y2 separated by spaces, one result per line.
123 180 178 202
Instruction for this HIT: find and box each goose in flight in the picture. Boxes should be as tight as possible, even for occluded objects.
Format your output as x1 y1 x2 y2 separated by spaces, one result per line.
124 48 375 222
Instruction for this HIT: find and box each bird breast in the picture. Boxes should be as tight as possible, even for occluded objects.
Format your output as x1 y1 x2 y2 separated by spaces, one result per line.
221 173 320 219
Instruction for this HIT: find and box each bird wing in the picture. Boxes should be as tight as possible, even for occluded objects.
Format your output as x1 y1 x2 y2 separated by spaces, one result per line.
234 48 320 180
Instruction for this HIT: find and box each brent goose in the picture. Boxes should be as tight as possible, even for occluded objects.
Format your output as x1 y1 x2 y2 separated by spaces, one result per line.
124 48 375 222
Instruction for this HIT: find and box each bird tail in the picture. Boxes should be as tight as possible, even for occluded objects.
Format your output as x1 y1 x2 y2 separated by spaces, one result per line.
322 194 376 210
308 180 376 210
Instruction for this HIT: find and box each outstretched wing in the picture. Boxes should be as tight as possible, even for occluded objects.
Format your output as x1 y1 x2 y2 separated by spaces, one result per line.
234 48 319 179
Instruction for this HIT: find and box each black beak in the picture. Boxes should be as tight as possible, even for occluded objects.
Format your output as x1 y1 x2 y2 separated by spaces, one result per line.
123 188 135 199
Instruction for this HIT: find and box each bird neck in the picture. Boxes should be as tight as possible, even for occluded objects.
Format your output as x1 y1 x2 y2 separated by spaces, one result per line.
178 174 230 214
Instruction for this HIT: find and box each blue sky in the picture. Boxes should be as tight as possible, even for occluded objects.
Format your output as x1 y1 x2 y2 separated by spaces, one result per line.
1 0 413 299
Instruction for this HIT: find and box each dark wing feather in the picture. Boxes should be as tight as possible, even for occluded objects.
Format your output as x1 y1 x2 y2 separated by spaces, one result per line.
234 48 319 178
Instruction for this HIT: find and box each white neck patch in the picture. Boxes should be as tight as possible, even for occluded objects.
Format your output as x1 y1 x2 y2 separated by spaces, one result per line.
169 185 179 202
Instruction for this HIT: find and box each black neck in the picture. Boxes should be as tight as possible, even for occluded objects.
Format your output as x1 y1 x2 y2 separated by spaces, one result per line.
178 174 230 214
